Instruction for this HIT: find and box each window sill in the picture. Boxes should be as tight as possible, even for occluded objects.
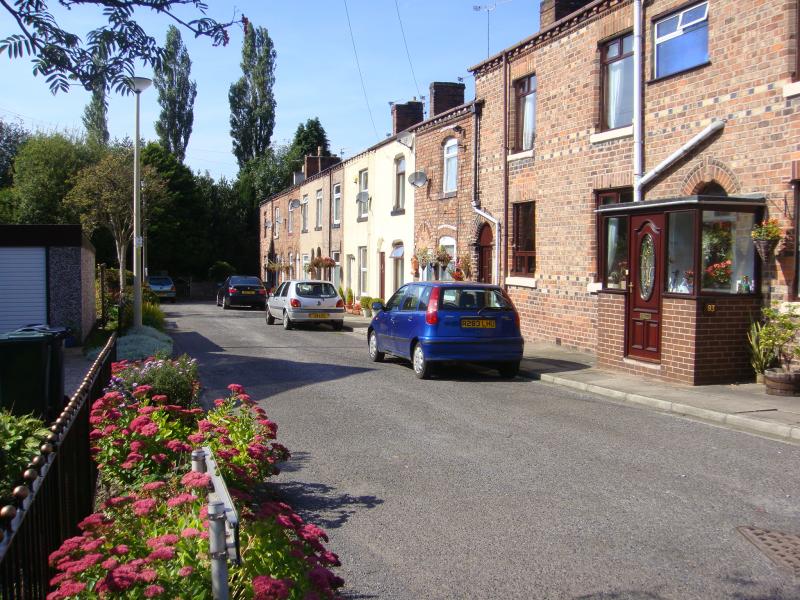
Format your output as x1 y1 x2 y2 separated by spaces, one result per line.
356 216 368 223
332 223 341 229
507 149 534 162
390 208 406 216
647 61 711 85
314 226 322 231
590 125 632 145
440 191 457 200
301 229 308 234
784 81 800 99
505 276 536 289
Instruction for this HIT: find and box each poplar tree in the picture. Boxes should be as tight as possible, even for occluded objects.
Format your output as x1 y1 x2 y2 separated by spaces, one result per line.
82 84 109 147
229 22 276 169
154 26 197 162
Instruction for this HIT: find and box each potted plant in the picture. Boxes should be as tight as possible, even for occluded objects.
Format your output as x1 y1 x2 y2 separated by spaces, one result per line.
416 247 432 271
751 218 783 262
360 296 373 318
747 319 776 383
346 288 354 310
435 245 452 269
761 305 800 395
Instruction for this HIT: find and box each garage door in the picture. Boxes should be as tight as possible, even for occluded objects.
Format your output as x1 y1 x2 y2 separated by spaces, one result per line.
0 247 47 333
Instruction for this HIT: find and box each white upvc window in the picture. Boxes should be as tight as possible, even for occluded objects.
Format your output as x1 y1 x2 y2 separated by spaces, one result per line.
358 169 369 219
443 138 458 194
654 1 709 79
358 246 367 295
333 183 341 224
302 254 309 275
316 189 323 228
301 195 308 231
394 156 406 210
274 208 280 239
288 204 294 233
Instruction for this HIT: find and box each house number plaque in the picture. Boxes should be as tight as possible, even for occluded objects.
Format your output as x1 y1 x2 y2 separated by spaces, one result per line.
639 312 651 320
703 302 717 314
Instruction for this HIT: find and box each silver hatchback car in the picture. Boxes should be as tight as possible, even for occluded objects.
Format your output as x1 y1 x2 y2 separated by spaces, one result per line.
266 280 345 330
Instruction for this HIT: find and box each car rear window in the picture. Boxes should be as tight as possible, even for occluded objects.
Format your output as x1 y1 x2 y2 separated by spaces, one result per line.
295 282 337 298
438 287 512 311
148 277 172 285
231 276 262 286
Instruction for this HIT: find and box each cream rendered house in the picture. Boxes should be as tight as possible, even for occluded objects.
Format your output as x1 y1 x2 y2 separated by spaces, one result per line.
341 150 372 301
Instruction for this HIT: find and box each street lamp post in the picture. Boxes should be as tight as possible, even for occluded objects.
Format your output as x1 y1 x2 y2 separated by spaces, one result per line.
131 76 152 329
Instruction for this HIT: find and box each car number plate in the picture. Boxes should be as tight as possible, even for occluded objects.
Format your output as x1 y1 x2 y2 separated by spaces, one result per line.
309 312 329 319
241 290 255 295
461 318 496 329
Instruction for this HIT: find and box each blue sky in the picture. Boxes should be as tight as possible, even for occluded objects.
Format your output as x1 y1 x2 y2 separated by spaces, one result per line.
1 0 540 180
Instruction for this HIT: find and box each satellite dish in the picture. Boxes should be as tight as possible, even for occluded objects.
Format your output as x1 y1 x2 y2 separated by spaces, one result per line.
356 191 369 204
288 199 301 210
397 131 414 149
408 171 428 188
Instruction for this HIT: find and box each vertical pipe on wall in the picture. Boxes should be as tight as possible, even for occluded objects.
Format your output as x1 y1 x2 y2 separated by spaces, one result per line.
502 51 509 282
633 0 644 202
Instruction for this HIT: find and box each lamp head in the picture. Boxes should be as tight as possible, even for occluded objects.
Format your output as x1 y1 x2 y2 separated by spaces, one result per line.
131 77 152 93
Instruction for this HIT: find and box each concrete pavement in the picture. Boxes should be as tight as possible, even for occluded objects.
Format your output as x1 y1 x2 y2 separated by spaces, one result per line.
342 313 800 445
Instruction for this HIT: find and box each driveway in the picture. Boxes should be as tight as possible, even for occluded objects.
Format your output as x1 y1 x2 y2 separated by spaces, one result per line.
166 301 800 600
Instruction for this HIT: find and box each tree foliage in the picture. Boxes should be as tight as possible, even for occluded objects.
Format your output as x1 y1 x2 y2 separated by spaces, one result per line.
13 132 95 224
65 143 167 291
229 22 276 169
153 26 196 162
0 0 241 94
83 85 109 146
284 117 332 174
0 119 30 188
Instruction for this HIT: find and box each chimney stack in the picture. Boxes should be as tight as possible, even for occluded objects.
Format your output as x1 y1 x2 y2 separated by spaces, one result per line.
540 0 594 29
429 82 465 117
392 100 424 135
303 153 341 178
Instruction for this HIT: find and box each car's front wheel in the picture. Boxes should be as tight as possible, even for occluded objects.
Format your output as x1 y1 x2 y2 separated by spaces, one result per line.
498 361 520 378
282 311 293 330
412 343 430 379
368 330 384 362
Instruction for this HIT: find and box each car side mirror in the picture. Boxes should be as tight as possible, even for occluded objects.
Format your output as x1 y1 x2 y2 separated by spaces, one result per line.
371 301 384 313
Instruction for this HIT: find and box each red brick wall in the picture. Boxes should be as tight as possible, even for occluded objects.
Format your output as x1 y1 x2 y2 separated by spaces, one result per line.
694 296 761 384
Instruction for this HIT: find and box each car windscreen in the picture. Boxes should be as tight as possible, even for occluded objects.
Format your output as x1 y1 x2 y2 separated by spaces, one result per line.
230 276 262 286
148 277 172 285
295 282 337 298
438 287 512 311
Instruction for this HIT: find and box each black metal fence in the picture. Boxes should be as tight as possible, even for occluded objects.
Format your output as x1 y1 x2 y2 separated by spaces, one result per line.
0 333 117 600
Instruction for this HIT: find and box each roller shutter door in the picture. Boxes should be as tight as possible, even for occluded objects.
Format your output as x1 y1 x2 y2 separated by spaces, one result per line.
0 247 47 333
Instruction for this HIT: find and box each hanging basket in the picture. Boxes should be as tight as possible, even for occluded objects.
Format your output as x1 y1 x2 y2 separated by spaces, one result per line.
753 239 778 262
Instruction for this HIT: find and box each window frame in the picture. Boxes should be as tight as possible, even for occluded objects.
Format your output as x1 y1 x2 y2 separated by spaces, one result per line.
358 169 369 219
301 195 309 232
287 203 294 234
274 207 280 239
511 201 536 277
515 74 537 152
333 183 341 225
358 245 368 296
600 32 634 131
595 188 633 286
443 138 458 195
315 189 323 229
653 1 709 80
394 156 406 210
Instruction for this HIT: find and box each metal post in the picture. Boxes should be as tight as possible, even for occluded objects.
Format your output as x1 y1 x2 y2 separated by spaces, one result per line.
208 500 229 600
133 89 143 328
191 449 207 473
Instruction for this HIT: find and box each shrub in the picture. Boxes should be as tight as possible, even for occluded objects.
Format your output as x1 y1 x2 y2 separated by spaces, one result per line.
345 288 353 306
120 301 166 332
110 355 199 407
114 334 173 361
0 410 49 505
338 285 345 300
359 296 372 309
208 260 236 283
372 298 384 306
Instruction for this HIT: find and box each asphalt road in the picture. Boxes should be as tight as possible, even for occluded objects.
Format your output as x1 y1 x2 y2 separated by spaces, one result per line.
166 301 800 600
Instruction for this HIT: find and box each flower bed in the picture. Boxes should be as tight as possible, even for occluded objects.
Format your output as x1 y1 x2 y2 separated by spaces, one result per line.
48 356 343 600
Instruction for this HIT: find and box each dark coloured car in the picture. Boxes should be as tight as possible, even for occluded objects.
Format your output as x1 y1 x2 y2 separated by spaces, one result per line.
216 276 267 309
367 282 524 379
147 275 176 303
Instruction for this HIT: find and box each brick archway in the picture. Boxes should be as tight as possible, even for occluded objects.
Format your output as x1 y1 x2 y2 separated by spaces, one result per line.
681 157 741 196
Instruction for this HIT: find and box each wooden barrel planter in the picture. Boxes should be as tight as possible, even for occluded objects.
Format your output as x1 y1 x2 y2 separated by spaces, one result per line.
764 369 800 396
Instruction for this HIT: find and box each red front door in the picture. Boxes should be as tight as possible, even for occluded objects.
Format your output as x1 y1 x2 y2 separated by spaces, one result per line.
627 214 664 362
478 223 493 284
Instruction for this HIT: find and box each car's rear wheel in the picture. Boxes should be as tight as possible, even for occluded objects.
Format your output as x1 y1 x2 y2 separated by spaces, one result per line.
216 296 221 307
498 361 520 378
412 343 430 379
282 311 292 330
368 331 384 362
223 296 229 310
266 311 275 325
332 320 343 331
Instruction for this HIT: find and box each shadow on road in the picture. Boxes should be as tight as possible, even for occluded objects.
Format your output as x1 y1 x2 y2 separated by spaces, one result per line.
271 478 384 530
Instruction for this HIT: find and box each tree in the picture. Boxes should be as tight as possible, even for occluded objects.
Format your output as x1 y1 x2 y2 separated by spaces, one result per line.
1 1 241 94
229 22 276 169
0 119 30 188
153 26 196 162
65 143 167 292
82 66 109 146
13 133 94 224
285 118 332 173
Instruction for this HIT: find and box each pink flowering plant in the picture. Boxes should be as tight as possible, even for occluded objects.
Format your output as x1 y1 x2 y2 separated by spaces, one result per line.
108 355 200 408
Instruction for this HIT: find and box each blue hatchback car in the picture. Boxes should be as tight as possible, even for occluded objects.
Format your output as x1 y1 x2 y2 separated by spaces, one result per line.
367 282 524 379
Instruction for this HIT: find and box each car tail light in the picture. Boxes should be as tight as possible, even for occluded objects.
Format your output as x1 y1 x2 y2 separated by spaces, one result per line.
257 288 266 295
290 298 301 308
501 289 520 328
336 299 344 308
228 287 237 294
426 286 441 325
170 285 176 291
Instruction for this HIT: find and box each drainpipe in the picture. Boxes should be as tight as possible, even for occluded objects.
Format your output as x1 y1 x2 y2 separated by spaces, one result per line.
502 51 509 283
638 119 726 190
470 92 500 285
633 0 643 201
